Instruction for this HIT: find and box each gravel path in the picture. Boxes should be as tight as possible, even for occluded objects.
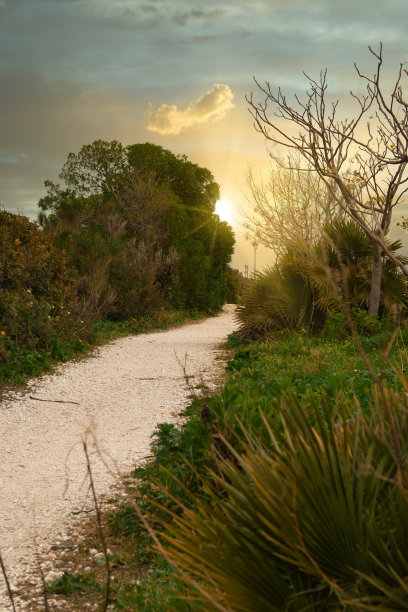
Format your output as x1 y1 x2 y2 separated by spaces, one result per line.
0 305 237 610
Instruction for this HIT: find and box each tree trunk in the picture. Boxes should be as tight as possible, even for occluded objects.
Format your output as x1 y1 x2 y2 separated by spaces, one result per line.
368 240 382 316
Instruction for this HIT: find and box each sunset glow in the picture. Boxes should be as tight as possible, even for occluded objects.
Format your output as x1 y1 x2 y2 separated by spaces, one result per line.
215 197 235 226
0 0 407 273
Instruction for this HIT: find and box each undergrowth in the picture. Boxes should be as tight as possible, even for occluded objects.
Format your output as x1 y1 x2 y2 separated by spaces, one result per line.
40 321 408 611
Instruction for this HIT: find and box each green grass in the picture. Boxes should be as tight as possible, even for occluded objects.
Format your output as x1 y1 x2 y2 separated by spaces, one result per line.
224 329 407 411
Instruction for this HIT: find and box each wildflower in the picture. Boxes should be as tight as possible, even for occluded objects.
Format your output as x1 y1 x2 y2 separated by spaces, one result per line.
1 331 5 336
78 339 83 343
372 347 376 351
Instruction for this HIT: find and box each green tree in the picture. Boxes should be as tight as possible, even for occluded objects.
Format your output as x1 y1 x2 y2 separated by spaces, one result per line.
127 143 219 213
38 141 234 315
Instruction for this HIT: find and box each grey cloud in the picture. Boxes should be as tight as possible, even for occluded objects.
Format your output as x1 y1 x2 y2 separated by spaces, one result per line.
182 28 250 44
140 5 158 14
175 7 225 26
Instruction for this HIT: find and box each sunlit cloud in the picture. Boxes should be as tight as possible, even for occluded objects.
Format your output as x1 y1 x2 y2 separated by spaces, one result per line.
147 83 235 135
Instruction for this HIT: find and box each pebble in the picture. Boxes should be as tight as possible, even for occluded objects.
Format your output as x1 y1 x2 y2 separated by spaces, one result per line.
45 570 64 584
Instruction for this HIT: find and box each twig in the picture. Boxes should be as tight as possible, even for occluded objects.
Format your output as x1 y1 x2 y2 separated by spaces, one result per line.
83 440 111 612
33 541 51 612
29 396 80 405
0 550 16 612
173 351 197 398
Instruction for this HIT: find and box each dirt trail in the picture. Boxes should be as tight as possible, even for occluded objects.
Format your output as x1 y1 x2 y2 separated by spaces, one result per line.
0 305 237 610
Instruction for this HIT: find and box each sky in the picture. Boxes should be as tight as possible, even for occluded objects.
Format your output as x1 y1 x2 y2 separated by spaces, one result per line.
1 0 408 271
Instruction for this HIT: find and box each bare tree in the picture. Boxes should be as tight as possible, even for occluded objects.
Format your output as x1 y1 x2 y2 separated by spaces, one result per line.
243 156 341 258
247 43 408 315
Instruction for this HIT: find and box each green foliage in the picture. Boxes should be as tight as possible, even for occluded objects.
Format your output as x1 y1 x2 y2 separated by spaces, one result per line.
48 571 102 595
163 390 408 611
237 220 408 338
224 329 406 414
236 264 324 338
127 143 219 213
109 408 213 545
39 141 235 316
0 211 86 368
225 266 246 303
321 308 383 340
107 563 195 611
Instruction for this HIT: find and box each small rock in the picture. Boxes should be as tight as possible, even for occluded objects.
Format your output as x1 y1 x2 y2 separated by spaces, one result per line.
45 570 63 584
89 548 98 555
84 566 91 572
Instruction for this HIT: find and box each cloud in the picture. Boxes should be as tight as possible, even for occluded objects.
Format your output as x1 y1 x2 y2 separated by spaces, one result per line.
174 8 226 26
147 83 235 135
0 1 6 7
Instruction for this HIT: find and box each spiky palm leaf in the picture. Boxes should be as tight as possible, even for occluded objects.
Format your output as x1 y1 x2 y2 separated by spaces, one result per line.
163 391 408 611
237 220 408 336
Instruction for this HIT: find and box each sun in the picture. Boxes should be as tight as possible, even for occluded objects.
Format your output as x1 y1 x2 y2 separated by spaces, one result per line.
215 197 235 225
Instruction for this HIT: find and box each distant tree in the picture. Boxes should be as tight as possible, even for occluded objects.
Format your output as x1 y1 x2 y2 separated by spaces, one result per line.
225 266 246 303
247 44 408 315
244 156 340 258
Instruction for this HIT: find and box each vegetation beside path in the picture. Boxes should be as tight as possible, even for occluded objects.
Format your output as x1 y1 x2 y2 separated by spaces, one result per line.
25 318 408 611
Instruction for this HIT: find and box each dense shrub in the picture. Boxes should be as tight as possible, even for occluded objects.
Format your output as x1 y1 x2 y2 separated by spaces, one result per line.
0 211 81 354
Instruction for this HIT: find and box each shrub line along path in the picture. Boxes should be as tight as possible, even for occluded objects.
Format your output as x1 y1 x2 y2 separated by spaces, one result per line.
0 305 237 609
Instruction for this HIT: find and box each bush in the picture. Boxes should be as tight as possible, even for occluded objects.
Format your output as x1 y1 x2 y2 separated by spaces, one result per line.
236 220 408 338
0 211 81 354
163 388 408 610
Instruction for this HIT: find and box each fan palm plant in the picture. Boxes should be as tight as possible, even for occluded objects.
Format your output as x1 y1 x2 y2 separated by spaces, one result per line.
237 220 408 337
161 390 408 611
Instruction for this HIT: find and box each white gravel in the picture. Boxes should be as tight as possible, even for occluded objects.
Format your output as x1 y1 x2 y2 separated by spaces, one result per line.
0 305 237 610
